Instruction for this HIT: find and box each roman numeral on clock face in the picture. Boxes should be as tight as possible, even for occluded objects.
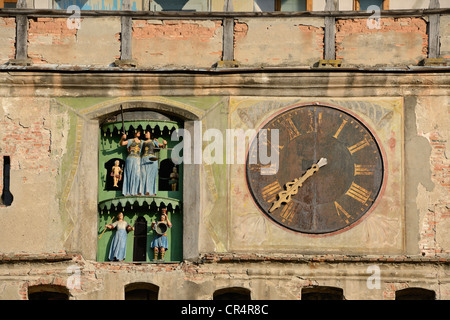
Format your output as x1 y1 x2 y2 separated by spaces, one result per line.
348 138 370 154
334 201 352 224
333 119 348 139
278 201 299 225
345 182 372 204
285 117 301 141
354 164 375 176
261 181 282 203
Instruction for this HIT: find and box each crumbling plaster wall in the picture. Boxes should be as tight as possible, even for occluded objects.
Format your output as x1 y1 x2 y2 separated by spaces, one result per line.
132 20 223 69
0 98 71 254
335 17 428 67
441 15 450 59
0 18 15 65
413 95 450 256
27 17 121 66
233 18 324 67
0 253 448 300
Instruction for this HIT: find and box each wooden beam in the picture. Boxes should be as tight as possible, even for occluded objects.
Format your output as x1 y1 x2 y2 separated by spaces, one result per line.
428 0 440 59
15 15 27 60
275 0 281 11
220 0 236 64
222 17 234 62
223 0 233 12
324 0 336 60
0 8 448 19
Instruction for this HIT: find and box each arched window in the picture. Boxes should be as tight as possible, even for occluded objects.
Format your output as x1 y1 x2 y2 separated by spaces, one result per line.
133 216 148 261
213 287 251 300
301 286 344 300
395 288 435 300
125 283 159 300
28 285 70 300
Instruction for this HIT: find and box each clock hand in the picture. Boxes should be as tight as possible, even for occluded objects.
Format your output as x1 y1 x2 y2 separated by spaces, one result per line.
269 158 327 213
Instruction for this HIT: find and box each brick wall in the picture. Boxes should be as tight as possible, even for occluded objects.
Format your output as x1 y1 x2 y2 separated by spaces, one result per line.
0 14 448 68
336 17 428 66
132 20 223 69
419 132 450 256
0 114 52 208
27 17 121 66
233 18 324 67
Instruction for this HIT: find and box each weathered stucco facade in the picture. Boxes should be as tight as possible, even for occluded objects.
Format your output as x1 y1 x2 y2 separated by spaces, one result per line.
0 2 449 301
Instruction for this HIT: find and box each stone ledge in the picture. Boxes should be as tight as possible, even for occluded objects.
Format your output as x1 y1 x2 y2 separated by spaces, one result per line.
8 58 33 66
199 253 450 264
317 59 343 68
420 58 450 66
113 59 138 68
0 251 75 263
215 60 240 69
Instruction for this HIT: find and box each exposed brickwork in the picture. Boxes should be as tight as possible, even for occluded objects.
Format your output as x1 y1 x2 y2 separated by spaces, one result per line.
233 22 249 48
0 113 52 204
1 251 448 300
28 18 78 64
298 24 325 56
335 17 428 65
132 20 223 68
133 20 222 41
233 19 324 67
419 131 450 256
383 282 409 300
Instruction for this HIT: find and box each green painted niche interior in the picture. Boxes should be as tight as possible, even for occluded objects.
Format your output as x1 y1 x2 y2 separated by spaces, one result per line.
97 119 183 263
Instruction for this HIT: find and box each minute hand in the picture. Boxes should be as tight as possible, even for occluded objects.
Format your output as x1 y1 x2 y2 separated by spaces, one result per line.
269 158 327 213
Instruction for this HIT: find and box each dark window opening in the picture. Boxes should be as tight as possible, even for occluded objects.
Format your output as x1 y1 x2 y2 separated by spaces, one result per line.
1 156 13 206
104 158 125 191
0 0 17 8
133 216 148 262
159 159 179 191
125 283 159 300
213 287 251 300
395 288 435 300
302 286 344 300
28 285 70 300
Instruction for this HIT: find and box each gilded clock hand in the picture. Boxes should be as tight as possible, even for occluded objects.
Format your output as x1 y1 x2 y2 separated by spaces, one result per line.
269 158 328 213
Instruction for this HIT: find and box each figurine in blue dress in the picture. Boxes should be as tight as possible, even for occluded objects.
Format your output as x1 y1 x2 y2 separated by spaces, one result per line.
151 208 172 261
105 212 134 261
140 130 167 196
119 132 143 196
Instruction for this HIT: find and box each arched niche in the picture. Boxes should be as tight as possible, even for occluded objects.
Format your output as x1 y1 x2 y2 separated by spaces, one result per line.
28 285 70 300
63 98 202 262
125 282 159 300
301 286 344 300
213 287 252 300
395 287 436 300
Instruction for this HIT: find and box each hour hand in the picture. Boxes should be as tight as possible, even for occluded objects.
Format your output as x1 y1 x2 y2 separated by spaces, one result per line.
269 158 327 213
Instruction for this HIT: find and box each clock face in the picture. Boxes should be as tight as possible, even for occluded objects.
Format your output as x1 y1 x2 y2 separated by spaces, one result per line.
246 104 385 235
